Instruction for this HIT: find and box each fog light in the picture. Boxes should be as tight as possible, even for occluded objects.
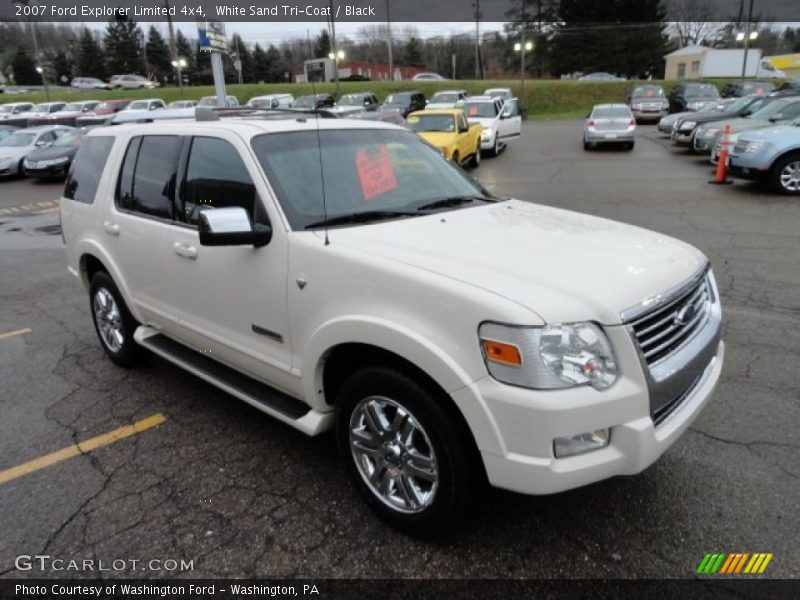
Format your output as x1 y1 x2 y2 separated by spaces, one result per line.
553 429 610 458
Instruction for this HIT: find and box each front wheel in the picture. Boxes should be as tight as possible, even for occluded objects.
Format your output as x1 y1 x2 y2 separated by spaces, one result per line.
89 272 150 367
491 134 500 156
470 144 481 168
769 153 800 195
335 367 481 535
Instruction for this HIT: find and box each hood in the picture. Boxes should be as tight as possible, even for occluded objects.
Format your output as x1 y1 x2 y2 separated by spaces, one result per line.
82 108 114 116
737 123 799 142
426 102 455 109
327 200 707 325
26 145 78 161
329 105 364 114
702 116 766 133
416 131 458 148
0 146 29 161
467 116 494 127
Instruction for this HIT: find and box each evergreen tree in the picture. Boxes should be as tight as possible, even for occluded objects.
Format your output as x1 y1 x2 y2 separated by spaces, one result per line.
548 0 669 78
104 16 145 76
11 49 38 85
504 0 559 77
266 44 285 82
175 29 196 83
145 26 171 82
50 50 73 84
252 43 268 82
77 28 105 79
314 29 331 58
404 37 424 67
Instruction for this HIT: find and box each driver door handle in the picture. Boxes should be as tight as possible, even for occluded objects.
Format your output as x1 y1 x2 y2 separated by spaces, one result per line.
173 241 198 260
103 221 120 236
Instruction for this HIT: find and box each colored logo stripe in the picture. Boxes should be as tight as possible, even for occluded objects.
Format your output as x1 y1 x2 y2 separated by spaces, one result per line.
697 553 773 574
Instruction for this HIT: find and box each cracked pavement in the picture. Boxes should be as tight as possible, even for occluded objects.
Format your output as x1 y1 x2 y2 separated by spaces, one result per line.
0 121 797 579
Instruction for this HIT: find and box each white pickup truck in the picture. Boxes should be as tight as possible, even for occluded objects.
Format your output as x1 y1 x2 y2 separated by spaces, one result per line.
61 109 724 534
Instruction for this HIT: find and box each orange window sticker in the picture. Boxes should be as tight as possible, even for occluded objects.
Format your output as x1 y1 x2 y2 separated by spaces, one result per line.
356 144 398 201
468 106 479 116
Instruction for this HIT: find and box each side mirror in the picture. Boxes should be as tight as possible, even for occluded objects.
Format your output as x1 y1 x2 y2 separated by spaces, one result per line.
198 207 271 248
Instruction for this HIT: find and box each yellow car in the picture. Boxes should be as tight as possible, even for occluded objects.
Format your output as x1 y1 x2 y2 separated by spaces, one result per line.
407 109 482 167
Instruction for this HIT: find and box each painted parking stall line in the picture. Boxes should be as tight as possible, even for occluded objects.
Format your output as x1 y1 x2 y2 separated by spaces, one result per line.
0 413 167 485
0 199 60 216
0 327 32 341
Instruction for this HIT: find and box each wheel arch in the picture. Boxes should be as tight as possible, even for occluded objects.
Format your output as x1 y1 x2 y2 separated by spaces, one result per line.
76 242 141 322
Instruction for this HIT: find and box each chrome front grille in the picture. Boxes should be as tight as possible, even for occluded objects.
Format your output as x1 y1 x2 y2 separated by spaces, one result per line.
629 274 712 367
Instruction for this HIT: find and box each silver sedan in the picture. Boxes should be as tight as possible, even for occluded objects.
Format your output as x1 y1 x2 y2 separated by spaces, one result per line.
583 104 636 150
0 126 74 177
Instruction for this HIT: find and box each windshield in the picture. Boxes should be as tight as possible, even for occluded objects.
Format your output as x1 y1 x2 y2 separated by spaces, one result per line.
31 104 50 113
0 130 15 142
631 86 664 98
53 132 81 147
127 101 149 110
385 93 410 105
0 106 16 114
0 132 36 147
62 103 83 112
750 99 792 119
431 93 458 103
463 102 497 118
251 129 487 230
292 96 316 107
338 95 364 106
686 85 720 99
407 114 456 132
742 82 774 95
593 107 631 118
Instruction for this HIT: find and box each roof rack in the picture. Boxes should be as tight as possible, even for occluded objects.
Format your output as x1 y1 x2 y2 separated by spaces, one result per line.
109 105 339 125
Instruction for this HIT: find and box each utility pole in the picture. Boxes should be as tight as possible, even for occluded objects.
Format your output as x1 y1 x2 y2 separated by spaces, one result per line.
328 0 340 95
474 0 481 80
385 0 393 81
164 0 183 94
740 0 755 83
13 0 50 101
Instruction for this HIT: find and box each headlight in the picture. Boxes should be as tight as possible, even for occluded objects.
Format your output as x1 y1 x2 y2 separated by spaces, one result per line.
702 127 721 137
739 140 767 154
679 120 696 131
482 127 494 139
478 322 618 390
631 103 642 110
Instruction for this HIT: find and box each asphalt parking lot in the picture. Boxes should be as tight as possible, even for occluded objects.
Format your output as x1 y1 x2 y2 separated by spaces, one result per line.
0 120 798 579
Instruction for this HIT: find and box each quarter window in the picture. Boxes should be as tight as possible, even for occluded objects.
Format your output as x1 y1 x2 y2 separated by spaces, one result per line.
181 137 256 226
64 136 114 204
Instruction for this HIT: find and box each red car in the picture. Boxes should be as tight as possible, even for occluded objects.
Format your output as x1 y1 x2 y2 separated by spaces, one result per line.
28 100 101 127
75 99 132 127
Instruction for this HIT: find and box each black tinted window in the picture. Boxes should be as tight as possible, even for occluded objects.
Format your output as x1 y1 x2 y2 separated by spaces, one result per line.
116 137 141 210
64 136 114 204
130 136 182 219
182 137 256 226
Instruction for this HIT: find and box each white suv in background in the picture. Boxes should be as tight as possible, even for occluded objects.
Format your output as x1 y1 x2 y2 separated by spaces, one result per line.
461 95 522 155
61 110 724 534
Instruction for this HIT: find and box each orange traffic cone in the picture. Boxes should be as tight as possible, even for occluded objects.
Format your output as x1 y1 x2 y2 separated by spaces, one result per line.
709 124 733 185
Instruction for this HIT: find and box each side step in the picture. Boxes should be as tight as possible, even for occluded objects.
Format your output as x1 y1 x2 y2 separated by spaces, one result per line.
134 327 333 435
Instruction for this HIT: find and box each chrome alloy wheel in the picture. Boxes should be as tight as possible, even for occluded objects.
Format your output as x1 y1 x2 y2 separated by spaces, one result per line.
93 288 124 352
349 396 438 514
779 160 800 192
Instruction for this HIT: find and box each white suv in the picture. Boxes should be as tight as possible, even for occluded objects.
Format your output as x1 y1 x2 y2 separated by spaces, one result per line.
61 111 724 534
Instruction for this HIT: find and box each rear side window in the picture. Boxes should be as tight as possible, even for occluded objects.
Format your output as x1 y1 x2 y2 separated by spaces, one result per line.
181 137 256 226
64 136 114 204
117 135 182 220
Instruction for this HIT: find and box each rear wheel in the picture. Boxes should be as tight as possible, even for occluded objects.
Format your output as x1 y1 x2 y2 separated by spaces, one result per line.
335 367 481 535
583 137 591 151
769 153 800 195
89 272 150 367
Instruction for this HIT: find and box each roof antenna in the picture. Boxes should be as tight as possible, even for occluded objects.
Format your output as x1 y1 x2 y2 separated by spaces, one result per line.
308 29 330 246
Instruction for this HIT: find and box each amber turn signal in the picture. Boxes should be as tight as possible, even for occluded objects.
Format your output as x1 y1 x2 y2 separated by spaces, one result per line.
481 339 523 367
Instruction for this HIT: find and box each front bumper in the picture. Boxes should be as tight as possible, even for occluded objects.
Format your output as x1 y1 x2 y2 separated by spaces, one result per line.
24 163 69 178
671 129 696 145
633 109 668 121
693 134 719 154
727 156 768 180
452 309 724 496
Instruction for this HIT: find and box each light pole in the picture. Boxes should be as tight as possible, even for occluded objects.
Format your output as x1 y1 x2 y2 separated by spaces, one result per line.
328 50 345 96
171 58 187 97
738 0 756 83
385 0 393 81
514 40 532 99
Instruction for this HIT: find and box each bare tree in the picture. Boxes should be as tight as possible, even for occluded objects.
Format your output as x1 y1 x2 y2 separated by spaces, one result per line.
667 0 728 47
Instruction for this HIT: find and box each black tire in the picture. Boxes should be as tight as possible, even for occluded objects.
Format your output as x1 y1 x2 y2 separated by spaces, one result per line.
451 151 460 165
335 366 482 535
583 138 591 151
491 134 500 156
768 153 800 195
470 143 481 168
17 158 26 177
627 141 635 150
89 271 150 367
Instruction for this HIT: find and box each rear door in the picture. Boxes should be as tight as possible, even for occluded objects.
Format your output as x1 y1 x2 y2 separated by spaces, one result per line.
500 99 522 139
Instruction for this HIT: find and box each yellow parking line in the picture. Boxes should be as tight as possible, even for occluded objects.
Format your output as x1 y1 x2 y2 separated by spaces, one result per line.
0 413 167 485
35 207 60 214
0 327 31 341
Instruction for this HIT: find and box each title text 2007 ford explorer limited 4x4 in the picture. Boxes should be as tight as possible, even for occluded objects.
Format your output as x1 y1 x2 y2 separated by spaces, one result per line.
61 115 723 534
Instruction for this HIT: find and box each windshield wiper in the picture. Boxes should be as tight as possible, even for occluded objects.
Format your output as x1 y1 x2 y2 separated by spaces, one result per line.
304 210 418 229
415 195 495 212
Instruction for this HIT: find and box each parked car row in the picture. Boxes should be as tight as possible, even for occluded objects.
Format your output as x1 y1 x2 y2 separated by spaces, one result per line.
0 125 82 179
70 74 160 90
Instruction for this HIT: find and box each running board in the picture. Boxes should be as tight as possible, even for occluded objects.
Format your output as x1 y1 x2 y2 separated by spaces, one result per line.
134 326 333 436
